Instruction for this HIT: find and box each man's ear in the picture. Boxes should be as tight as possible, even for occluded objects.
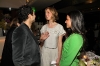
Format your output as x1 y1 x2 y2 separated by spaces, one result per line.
28 14 31 18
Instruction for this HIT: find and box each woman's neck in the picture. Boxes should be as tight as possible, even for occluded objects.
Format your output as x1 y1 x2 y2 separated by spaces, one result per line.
48 21 57 28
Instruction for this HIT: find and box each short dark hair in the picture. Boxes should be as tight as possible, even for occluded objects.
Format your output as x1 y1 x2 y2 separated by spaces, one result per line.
18 5 33 22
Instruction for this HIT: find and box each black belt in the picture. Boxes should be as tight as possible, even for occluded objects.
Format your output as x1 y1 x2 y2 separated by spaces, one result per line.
25 63 40 66
44 46 57 49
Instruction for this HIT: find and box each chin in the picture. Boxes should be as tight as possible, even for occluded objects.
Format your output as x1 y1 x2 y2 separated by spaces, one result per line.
67 26 69 28
46 18 50 20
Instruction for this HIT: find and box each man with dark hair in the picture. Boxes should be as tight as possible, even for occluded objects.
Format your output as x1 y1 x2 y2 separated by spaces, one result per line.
12 5 40 66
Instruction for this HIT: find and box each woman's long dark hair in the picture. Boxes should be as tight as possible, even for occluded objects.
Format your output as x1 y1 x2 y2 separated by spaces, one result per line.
67 10 85 34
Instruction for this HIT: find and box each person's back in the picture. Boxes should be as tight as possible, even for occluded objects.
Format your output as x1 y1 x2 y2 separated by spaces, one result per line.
0 18 19 66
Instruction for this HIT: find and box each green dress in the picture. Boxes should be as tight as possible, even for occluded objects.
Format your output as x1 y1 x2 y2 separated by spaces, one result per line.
60 33 83 66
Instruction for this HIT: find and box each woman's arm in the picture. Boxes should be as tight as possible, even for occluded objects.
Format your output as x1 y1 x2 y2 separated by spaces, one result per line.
39 34 45 47
56 35 63 66
39 32 49 47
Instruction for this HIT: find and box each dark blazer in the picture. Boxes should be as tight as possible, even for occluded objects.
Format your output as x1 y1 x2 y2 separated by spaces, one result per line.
12 23 40 66
0 26 16 66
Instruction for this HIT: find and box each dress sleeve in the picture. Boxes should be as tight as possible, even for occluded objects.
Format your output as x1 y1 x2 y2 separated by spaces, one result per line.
60 34 83 66
12 28 27 65
58 25 66 36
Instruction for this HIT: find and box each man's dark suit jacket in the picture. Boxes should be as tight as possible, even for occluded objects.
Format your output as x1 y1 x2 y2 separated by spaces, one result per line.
12 23 40 66
0 26 16 66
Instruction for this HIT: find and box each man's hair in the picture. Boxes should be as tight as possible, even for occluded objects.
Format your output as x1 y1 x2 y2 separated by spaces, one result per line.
18 5 33 22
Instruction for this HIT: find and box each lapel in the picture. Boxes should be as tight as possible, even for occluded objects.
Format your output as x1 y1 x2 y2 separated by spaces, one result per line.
22 23 39 45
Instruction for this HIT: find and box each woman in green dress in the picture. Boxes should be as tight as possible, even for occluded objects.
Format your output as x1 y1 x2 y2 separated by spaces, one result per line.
60 10 86 66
